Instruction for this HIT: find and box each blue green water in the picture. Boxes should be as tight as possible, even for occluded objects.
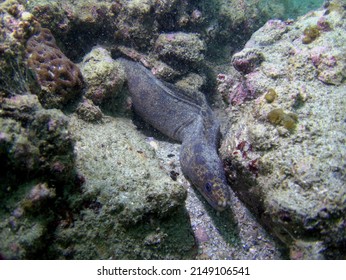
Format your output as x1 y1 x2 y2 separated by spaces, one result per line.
259 0 325 19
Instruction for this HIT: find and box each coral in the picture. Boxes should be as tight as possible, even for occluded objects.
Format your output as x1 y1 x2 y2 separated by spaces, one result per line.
79 46 125 106
25 28 83 108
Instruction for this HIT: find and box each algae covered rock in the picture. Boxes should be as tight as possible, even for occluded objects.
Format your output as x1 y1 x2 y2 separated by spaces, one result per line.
79 46 126 106
0 94 78 259
51 116 196 259
0 94 75 186
155 32 206 66
0 1 40 96
219 2 346 259
0 88 195 260
75 98 103 123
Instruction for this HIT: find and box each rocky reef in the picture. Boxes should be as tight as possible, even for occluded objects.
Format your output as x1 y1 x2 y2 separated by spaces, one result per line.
218 0 346 259
1 0 344 260
0 0 198 260
0 1 83 109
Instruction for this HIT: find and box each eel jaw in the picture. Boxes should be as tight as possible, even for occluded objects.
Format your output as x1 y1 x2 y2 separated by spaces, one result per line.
213 197 230 212
217 198 230 212
201 183 231 212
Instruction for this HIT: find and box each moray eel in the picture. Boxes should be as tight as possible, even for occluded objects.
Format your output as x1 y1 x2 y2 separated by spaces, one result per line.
118 58 231 211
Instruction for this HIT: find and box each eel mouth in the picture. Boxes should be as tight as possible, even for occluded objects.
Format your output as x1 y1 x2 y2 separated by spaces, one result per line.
216 199 230 212
205 195 230 212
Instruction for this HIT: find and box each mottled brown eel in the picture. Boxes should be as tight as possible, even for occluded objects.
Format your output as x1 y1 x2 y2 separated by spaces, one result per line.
118 58 231 211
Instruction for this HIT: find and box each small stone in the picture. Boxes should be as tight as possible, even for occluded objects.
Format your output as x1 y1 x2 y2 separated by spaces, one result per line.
76 99 103 122
194 226 210 243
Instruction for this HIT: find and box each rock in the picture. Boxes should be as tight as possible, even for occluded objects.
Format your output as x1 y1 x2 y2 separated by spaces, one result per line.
0 94 75 185
26 28 83 108
175 73 205 92
0 93 77 259
76 98 103 122
0 93 196 259
155 32 206 66
51 116 196 259
79 46 126 106
232 48 265 74
220 2 346 259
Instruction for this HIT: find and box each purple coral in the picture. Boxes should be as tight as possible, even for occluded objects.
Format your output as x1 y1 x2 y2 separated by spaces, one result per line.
217 73 258 106
232 49 265 74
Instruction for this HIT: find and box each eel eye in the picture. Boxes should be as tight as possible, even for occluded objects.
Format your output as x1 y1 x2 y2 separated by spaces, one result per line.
205 182 212 193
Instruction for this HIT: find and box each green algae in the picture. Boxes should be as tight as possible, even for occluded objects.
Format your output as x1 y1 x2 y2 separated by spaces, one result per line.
55 116 196 259
267 108 298 131
264 88 277 103
302 25 320 44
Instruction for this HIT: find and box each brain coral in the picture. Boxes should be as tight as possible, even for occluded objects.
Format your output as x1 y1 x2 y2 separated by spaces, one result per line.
25 28 83 108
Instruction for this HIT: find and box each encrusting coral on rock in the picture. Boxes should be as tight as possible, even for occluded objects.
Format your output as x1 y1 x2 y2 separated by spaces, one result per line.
78 46 125 107
0 1 83 109
218 1 346 259
0 1 196 260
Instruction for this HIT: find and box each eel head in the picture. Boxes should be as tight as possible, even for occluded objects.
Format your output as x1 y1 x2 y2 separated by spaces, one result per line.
180 141 231 211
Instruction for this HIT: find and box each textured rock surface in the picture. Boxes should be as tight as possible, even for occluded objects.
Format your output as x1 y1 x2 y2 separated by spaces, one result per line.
79 46 125 107
0 1 195 260
3 0 341 260
23 0 308 61
54 116 195 259
0 2 40 95
219 2 346 259
0 91 196 260
0 93 77 259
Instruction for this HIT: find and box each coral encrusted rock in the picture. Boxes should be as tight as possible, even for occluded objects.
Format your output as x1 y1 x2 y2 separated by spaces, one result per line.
219 2 346 259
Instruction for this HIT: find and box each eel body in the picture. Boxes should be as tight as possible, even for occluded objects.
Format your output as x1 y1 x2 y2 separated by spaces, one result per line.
118 58 230 211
